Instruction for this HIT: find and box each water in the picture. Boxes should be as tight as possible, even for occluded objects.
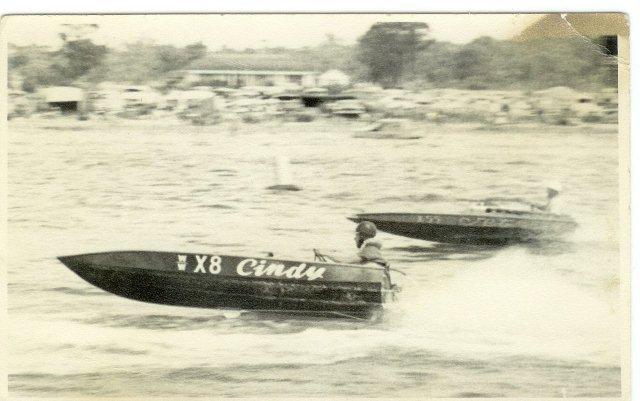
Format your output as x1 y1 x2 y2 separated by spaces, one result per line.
7 120 621 397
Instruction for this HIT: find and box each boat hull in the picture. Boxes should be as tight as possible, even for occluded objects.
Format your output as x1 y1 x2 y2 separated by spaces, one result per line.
58 251 393 319
352 133 421 140
349 212 577 245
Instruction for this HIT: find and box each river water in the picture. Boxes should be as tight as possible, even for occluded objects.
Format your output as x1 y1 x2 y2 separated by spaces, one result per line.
7 120 622 398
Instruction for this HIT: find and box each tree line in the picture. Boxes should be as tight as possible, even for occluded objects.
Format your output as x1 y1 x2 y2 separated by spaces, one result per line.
8 22 616 93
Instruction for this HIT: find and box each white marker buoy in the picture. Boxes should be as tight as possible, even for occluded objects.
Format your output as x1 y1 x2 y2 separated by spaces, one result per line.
266 155 302 191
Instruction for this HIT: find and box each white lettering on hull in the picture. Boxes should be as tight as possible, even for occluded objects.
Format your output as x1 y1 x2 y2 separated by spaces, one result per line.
177 255 187 271
237 259 325 281
179 254 223 275
177 254 326 281
194 255 208 273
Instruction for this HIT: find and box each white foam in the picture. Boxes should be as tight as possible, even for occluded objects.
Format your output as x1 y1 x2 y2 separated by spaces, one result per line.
388 247 621 366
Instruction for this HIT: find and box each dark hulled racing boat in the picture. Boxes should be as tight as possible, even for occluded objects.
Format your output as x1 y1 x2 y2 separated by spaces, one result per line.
58 251 396 319
349 207 577 245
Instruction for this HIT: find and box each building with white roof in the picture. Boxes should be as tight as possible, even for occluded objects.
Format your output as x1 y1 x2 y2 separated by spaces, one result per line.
182 70 318 88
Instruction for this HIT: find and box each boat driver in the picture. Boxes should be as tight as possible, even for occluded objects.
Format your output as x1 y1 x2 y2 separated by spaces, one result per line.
315 221 388 267
532 183 562 212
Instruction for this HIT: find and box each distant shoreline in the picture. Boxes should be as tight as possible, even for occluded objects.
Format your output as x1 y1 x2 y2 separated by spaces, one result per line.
7 116 618 135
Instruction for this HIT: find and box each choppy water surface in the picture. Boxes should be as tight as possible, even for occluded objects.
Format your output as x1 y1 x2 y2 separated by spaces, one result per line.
7 121 621 397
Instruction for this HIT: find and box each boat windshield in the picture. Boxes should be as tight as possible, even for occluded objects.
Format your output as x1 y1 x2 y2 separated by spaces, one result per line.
469 200 537 215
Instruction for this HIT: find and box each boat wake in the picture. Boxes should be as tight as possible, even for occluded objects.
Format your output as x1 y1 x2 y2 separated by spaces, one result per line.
384 246 620 367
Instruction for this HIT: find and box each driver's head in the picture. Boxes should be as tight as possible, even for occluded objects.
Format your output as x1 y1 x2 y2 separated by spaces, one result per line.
546 182 562 198
355 221 377 247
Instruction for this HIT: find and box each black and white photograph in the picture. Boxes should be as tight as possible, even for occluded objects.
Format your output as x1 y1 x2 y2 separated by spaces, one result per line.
2 12 631 399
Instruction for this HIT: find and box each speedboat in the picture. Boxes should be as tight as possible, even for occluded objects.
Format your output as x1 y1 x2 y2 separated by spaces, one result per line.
57 251 398 319
349 202 577 245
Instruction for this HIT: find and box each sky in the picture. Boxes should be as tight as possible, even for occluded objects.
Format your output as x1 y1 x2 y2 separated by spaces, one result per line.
2 14 543 50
